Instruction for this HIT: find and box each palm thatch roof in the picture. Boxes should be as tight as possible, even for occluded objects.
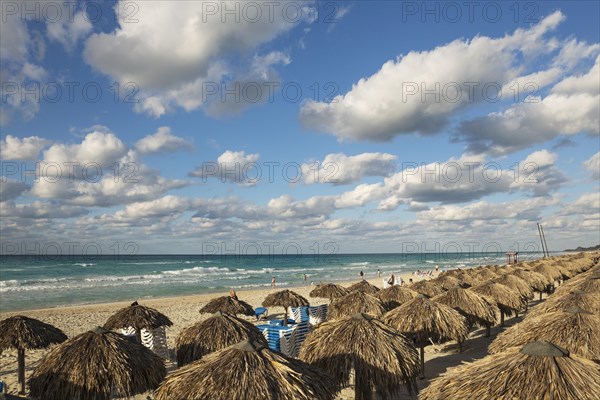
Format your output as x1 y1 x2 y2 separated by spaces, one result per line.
536 259 575 279
347 280 380 294
512 268 552 291
155 339 336 400
526 290 600 318
262 289 309 308
328 291 386 319
472 268 499 281
309 283 350 300
29 327 166 400
175 312 268 367
432 286 498 329
419 341 600 400
199 296 255 316
382 296 468 345
432 274 468 290
0 316 67 352
376 285 420 309
489 307 600 361
299 313 420 399
104 303 173 332
0 316 68 394
494 274 534 300
382 295 468 378
530 263 563 282
470 282 524 325
409 280 444 298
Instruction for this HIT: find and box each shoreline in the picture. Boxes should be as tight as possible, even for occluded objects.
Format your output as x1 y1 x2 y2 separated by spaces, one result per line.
0 272 424 316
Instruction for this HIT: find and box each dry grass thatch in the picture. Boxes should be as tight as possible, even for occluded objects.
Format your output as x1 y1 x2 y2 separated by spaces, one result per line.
470 282 524 323
29 327 166 400
199 296 255 316
472 268 499 281
419 341 600 400
432 286 498 328
175 312 268 367
512 269 552 291
494 274 534 300
489 307 600 361
262 289 309 309
382 296 468 345
530 263 563 282
310 283 350 300
432 275 467 290
409 280 444 298
526 290 600 318
104 303 173 332
328 291 386 319
376 286 420 309
156 339 337 400
347 280 381 294
0 316 67 352
299 313 420 399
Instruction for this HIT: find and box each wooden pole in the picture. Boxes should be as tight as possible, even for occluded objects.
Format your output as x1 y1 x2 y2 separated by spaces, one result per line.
485 324 491 338
420 345 425 379
18 348 25 394
500 310 505 327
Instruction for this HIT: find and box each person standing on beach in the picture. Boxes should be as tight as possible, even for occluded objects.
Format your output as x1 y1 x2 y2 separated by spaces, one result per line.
360 270 364 280
377 269 381 278
271 276 276 287
303 274 307 283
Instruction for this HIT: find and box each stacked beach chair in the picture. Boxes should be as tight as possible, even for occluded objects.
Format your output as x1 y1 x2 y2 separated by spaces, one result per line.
120 326 170 359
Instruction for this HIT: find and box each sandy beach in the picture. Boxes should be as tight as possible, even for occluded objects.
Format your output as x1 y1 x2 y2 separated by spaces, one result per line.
0 267 573 399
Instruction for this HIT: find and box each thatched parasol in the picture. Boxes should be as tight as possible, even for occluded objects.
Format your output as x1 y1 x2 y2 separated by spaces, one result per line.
419 341 600 400
489 307 600 361
155 339 336 400
512 268 551 291
262 289 309 325
526 290 600 318
382 295 468 378
432 286 499 337
470 282 524 326
0 316 67 394
104 302 172 343
328 291 386 319
432 274 467 290
376 285 420 309
409 280 444 298
530 263 563 283
472 267 499 281
199 296 255 317
494 274 534 306
310 283 350 300
175 312 268 367
29 327 166 400
347 280 380 294
299 313 420 400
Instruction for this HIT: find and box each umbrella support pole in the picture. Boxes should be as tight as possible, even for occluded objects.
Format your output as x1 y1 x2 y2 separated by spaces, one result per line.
485 324 491 338
539 292 542 301
136 329 142 344
419 345 425 379
18 348 25 394
500 311 505 327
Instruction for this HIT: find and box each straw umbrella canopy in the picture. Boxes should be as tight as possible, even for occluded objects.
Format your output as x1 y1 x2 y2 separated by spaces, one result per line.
0 316 67 394
29 327 166 400
310 283 350 301
262 289 309 325
299 313 420 400
382 295 468 378
512 269 551 292
376 285 420 309
527 290 600 318
175 312 268 367
494 274 534 301
432 286 499 337
104 302 173 343
419 341 600 400
530 263 563 283
328 291 386 319
489 307 600 361
156 339 337 400
470 282 524 326
472 268 499 282
432 274 467 290
347 280 380 294
409 280 444 298
199 296 254 316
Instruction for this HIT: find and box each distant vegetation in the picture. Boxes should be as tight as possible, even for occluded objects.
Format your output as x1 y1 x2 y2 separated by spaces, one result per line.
564 244 600 252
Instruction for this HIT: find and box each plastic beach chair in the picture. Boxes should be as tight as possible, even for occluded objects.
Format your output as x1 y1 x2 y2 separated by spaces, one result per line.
254 307 268 320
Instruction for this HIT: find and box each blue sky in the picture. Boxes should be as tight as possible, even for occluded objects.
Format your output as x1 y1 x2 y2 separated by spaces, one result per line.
1 0 598 255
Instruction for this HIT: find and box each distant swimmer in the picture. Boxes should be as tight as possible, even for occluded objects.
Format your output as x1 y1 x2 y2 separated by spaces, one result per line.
271 276 276 288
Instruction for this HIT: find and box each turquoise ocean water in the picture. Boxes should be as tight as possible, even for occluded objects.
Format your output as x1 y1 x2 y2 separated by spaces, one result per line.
0 252 547 311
